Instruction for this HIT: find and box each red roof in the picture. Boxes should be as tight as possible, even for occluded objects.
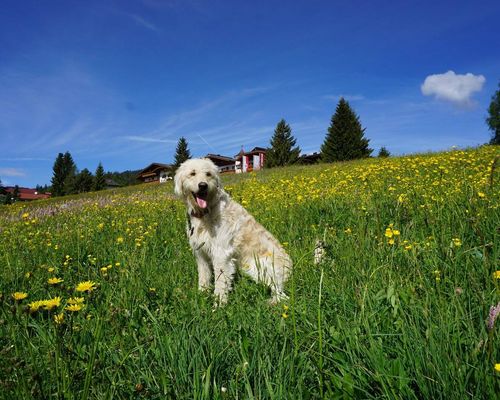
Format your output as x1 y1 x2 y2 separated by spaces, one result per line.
4 187 51 201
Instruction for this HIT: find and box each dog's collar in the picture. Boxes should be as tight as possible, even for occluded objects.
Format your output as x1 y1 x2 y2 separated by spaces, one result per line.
190 208 209 219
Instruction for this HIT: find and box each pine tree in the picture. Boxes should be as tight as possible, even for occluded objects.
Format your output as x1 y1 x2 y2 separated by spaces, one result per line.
321 98 372 162
486 81 500 145
62 152 77 195
51 153 66 196
74 168 94 193
174 137 191 169
378 146 391 158
265 119 301 168
94 162 106 191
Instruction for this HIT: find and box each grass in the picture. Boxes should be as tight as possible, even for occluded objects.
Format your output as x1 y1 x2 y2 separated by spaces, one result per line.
1 145 499 399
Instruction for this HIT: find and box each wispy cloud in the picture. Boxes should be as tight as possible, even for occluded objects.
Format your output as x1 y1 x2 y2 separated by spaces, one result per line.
323 94 366 102
126 13 160 33
122 135 179 144
0 168 26 177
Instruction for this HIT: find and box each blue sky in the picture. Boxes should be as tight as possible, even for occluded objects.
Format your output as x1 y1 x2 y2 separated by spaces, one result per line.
1 0 499 188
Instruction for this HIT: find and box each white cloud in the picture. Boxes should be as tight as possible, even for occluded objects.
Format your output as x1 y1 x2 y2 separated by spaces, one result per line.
421 71 485 106
0 168 26 177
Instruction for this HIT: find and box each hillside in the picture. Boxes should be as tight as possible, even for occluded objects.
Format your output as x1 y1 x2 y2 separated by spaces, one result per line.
0 146 499 398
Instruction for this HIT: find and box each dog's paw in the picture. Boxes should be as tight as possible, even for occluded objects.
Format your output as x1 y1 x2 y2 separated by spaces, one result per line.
268 292 289 305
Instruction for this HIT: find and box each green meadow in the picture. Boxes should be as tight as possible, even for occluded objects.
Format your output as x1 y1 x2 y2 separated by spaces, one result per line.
1 146 499 399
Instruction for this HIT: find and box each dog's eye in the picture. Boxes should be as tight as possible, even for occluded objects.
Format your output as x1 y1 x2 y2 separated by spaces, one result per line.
190 171 196 176
206 172 212 177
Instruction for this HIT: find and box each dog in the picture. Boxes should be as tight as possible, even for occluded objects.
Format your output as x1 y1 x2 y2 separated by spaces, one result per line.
174 158 291 305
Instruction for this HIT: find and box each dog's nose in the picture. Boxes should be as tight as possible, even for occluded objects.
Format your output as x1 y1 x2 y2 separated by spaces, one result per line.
198 182 208 191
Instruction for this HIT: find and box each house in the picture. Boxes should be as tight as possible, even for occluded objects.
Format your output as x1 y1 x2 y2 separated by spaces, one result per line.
4 187 51 201
204 154 236 174
104 178 121 189
299 152 321 165
234 147 267 173
137 163 173 183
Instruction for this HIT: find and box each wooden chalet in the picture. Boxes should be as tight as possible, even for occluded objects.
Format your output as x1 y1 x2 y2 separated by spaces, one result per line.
205 154 236 174
234 147 267 173
137 163 173 183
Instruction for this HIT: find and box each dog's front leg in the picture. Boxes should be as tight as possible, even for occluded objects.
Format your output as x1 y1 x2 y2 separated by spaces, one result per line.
195 250 212 291
213 257 235 306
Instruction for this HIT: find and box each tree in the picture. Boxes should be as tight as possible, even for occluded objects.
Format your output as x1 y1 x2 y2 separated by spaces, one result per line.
51 151 77 196
51 153 66 196
486 81 500 145
265 119 301 168
0 178 6 204
174 137 191 169
94 162 106 191
321 98 372 162
73 169 94 193
378 146 391 158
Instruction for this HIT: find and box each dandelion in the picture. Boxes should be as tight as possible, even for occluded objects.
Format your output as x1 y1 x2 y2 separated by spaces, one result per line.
65 304 83 312
282 312 289 319
493 271 500 280
28 300 45 313
48 277 64 285
75 280 96 293
12 292 28 301
452 238 462 247
24 272 32 279
54 313 64 324
43 297 61 310
477 192 486 198
495 364 500 372
67 297 85 305
116 237 124 244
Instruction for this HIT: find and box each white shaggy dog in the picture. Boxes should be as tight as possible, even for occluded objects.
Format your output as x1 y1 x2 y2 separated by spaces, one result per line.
174 158 291 305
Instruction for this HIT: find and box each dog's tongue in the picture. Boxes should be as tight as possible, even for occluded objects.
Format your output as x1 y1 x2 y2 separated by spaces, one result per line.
196 196 207 209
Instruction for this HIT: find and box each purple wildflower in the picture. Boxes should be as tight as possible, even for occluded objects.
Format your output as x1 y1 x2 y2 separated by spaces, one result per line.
487 302 500 331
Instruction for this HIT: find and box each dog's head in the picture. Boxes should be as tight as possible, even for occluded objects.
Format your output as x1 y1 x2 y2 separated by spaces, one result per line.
174 158 221 211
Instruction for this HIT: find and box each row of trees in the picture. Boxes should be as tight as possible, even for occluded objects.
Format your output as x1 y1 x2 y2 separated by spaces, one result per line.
171 97 389 171
264 97 377 168
51 152 106 197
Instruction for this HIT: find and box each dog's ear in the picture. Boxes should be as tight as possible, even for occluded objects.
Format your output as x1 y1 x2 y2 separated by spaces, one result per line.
174 168 183 197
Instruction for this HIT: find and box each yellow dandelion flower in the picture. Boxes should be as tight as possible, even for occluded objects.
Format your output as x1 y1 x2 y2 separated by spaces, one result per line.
452 238 462 247
493 271 500 280
28 300 45 313
12 292 28 301
48 267 55 272
384 228 393 238
54 313 64 324
478 192 486 198
25 272 32 279
282 312 289 319
392 229 400 236
48 277 63 285
495 363 500 372
65 304 83 312
67 297 85 305
388 238 395 245
22 212 30 219
43 297 61 310
75 281 96 293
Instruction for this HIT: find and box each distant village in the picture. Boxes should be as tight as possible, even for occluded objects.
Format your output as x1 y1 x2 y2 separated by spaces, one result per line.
1 146 321 202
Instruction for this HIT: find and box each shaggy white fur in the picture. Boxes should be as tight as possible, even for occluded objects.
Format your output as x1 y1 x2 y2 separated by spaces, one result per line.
174 158 291 305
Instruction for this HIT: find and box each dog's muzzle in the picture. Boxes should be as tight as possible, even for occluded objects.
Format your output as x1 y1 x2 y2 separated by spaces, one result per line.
192 182 209 209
